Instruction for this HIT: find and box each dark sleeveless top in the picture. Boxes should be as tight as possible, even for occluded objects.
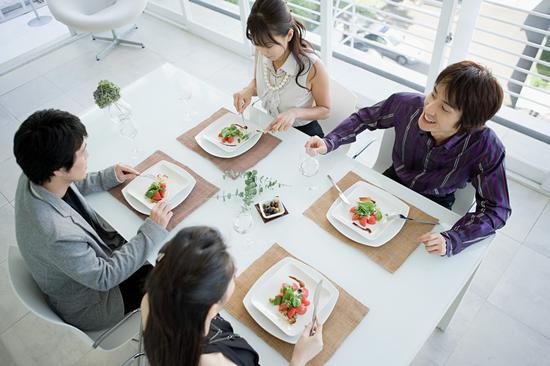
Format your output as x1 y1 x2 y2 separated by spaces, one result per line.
202 314 260 366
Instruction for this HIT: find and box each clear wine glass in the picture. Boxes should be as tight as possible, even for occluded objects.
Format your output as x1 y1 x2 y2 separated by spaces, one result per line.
299 154 320 190
118 116 139 162
179 87 193 122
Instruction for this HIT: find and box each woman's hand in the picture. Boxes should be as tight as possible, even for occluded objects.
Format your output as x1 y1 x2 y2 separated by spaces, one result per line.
290 320 323 366
233 87 254 114
418 232 447 256
265 109 297 133
304 136 328 156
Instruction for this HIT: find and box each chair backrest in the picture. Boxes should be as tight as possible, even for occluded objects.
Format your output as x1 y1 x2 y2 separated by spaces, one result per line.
372 127 395 173
47 0 148 33
7 246 94 346
8 246 143 351
320 79 358 140
371 128 475 215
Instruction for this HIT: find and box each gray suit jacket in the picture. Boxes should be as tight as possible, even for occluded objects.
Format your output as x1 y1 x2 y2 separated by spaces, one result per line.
14 167 168 331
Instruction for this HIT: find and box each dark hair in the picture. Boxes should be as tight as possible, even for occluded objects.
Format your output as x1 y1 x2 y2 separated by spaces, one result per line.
13 109 87 185
143 227 235 366
246 0 315 90
435 60 503 133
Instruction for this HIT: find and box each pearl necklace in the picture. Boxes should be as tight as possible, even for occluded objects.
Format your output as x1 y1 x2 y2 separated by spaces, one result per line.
263 65 290 91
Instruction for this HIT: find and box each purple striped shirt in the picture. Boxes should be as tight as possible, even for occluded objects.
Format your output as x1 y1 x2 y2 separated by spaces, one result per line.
324 92 511 256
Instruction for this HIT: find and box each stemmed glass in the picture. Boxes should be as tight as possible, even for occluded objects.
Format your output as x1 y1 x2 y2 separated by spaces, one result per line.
179 87 193 122
299 153 320 190
118 115 139 162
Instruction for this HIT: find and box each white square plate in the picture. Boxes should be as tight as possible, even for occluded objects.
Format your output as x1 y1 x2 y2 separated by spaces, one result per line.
244 257 339 342
122 160 196 215
195 112 263 158
328 181 409 247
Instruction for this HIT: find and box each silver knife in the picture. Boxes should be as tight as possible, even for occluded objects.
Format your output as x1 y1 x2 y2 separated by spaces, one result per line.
309 279 323 336
327 174 351 205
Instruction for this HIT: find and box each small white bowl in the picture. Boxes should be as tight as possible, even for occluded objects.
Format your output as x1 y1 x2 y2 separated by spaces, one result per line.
259 196 286 220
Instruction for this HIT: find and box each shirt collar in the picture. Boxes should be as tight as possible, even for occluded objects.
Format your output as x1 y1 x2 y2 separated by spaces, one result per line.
415 110 468 150
263 53 297 76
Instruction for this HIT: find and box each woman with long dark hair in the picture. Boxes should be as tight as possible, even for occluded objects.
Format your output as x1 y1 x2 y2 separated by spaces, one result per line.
233 0 330 137
141 226 323 366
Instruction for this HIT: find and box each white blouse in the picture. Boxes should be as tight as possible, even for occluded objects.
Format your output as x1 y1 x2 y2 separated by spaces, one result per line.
255 51 319 127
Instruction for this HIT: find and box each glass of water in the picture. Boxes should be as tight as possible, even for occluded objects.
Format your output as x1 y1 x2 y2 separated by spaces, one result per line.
299 154 320 190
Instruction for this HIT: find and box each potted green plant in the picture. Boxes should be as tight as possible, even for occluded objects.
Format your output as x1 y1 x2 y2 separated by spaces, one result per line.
93 80 132 124
218 169 283 234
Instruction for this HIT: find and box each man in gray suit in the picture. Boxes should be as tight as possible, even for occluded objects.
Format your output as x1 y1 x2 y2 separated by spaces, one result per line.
13 109 173 331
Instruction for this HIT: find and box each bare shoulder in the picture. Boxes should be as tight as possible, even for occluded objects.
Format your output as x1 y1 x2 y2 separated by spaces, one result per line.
308 57 328 83
199 353 238 366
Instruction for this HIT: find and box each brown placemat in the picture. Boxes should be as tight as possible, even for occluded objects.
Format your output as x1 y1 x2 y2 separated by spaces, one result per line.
304 171 437 273
225 244 369 365
108 150 219 231
176 108 282 177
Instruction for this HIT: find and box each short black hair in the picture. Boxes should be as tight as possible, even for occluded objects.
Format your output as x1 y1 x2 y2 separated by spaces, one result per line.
13 109 88 185
435 60 503 133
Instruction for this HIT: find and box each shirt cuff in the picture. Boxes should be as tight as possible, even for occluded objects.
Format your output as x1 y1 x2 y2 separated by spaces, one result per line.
323 137 335 153
112 166 123 184
441 231 459 257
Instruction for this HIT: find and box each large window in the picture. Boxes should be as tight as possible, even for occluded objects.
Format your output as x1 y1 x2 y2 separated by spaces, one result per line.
465 0 549 129
0 0 71 73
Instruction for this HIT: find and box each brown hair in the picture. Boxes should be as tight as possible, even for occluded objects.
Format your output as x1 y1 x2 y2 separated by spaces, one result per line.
143 227 235 366
246 0 315 90
435 60 503 133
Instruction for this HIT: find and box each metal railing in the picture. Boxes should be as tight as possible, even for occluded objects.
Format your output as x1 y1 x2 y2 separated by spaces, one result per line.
467 0 550 124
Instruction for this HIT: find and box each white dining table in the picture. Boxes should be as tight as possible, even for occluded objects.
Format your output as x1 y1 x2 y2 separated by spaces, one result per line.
81 63 492 366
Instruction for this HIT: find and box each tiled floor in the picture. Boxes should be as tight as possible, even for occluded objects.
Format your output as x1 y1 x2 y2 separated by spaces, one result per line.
0 13 549 366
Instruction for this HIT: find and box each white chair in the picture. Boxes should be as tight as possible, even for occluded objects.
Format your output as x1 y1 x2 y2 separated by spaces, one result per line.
319 79 358 154
8 246 144 365
47 0 148 61
371 128 475 215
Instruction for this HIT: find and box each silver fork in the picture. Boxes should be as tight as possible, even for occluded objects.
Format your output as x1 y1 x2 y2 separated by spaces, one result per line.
386 213 439 225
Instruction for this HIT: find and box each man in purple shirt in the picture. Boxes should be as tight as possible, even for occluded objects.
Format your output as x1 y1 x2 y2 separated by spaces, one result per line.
305 61 511 256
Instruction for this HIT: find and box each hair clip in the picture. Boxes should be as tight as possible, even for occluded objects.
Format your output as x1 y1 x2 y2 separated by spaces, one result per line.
155 251 165 264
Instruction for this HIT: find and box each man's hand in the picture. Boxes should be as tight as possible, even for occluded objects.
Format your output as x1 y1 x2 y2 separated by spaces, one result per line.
115 163 140 183
149 202 173 229
418 232 447 256
304 136 328 156
264 109 297 133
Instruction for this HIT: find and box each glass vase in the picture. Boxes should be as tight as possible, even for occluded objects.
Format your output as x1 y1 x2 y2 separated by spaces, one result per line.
107 99 132 125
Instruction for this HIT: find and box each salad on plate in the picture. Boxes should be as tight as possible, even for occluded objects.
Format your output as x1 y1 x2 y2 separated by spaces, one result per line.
269 276 310 324
144 174 168 203
218 123 250 146
349 196 383 233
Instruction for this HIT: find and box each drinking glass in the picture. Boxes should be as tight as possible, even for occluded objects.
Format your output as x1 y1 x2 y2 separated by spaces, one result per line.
233 206 254 248
299 154 320 190
118 116 139 161
179 88 193 122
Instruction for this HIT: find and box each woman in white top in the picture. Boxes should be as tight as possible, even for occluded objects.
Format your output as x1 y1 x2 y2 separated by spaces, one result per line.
233 0 331 137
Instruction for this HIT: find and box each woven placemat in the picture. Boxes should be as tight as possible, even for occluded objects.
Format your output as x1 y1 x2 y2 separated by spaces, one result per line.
176 108 282 177
108 150 219 231
303 171 437 273
225 243 369 365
